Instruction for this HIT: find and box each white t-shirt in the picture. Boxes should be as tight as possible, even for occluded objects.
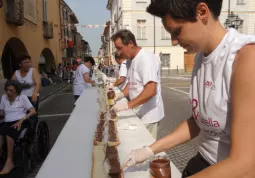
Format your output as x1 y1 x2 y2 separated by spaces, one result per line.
190 28 255 164
73 64 90 96
118 61 128 91
0 94 33 122
127 48 164 124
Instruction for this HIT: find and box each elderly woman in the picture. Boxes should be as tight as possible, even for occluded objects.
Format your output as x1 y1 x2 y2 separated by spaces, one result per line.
0 80 36 175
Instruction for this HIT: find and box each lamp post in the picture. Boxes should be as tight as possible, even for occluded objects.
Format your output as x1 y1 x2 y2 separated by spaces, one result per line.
224 11 243 30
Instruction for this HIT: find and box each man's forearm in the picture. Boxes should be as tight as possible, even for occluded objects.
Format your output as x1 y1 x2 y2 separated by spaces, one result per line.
127 91 153 109
113 78 125 87
150 117 200 154
121 84 129 96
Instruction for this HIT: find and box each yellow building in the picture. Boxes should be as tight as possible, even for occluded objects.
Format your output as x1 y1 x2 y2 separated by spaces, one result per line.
0 0 61 80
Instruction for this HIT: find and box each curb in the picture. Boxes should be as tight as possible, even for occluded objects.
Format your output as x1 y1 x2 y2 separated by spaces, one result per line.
39 84 69 102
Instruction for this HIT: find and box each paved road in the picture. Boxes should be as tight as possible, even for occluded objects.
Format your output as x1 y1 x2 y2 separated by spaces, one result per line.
158 76 198 172
26 85 74 178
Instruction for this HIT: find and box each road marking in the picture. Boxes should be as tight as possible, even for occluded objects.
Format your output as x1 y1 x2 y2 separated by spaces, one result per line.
165 86 189 95
55 93 73 96
38 113 71 118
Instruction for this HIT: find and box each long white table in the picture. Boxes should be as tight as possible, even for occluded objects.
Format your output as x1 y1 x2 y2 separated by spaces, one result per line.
36 84 181 178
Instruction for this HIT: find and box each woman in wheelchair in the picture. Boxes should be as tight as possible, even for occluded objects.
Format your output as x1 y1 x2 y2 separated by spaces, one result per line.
0 80 36 175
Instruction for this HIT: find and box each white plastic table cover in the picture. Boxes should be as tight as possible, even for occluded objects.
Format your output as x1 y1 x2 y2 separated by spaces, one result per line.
36 86 181 178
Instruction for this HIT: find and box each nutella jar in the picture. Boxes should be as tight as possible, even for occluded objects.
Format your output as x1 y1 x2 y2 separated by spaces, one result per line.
107 89 116 106
150 156 171 178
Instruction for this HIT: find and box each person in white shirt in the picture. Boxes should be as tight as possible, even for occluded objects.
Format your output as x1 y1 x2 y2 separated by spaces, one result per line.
73 56 96 101
112 52 128 91
0 80 36 174
111 30 164 139
122 1 255 178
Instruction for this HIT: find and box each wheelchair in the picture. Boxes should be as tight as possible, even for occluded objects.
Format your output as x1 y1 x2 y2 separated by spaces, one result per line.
0 118 49 176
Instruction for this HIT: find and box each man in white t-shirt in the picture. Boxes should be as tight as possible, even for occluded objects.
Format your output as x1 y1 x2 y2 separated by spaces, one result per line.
111 30 164 139
113 52 128 91
73 56 95 101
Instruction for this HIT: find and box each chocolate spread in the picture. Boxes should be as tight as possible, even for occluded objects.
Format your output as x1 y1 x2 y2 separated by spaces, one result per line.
106 146 121 175
108 121 117 142
150 158 171 178
110 110 117 119
95 119 105 142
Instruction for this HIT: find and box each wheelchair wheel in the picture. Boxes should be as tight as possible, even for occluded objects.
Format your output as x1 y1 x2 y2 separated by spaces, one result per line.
28 121 49 161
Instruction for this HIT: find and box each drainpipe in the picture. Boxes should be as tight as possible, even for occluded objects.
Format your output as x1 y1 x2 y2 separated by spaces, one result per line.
228 0 230 15
59 0 63 67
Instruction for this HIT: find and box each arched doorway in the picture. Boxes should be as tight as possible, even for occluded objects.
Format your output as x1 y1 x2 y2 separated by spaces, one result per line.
1 37 28 79
39 48 55 74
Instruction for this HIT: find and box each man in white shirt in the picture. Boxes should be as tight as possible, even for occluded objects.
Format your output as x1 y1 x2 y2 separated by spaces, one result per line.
111 30 164 139
73 56 95 101
113 52 128 91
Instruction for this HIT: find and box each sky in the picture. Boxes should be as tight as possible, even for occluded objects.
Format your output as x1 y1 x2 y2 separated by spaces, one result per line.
65 0 110 56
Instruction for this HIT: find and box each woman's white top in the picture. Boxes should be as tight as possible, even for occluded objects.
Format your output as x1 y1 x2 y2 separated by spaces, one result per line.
16 68 35 97
0 94 33 122
190 28 255 164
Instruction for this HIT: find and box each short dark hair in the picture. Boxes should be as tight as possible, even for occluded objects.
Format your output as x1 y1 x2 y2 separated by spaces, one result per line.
84 56 95 66
18 52 31 63
4 80 23 95
114 52 123 60
147 0 223 22
111 30 137 46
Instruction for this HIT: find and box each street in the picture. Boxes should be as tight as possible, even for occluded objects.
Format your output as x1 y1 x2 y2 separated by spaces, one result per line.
21 76 197 178
26 85 74 178
159 76 198 172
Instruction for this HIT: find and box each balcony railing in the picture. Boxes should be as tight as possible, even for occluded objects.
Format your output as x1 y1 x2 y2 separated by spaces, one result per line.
5 0 24 26
43 22 54 39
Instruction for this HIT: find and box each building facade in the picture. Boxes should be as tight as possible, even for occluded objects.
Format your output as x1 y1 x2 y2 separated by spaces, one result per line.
106 0 186 73
100 21 112 66
220 0 255 35
60 0 79 66
0 0 61 80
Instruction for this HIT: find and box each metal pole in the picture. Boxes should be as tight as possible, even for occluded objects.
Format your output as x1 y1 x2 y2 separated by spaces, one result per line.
153 16 156 54
228 0 230 15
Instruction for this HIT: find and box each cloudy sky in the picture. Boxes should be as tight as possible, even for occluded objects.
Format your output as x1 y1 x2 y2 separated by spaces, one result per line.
65 0 110 56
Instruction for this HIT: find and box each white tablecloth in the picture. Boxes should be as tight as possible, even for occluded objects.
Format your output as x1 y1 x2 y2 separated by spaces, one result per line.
36 85 181 178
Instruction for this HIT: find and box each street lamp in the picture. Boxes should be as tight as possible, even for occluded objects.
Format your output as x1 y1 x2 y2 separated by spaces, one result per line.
224 12 243 30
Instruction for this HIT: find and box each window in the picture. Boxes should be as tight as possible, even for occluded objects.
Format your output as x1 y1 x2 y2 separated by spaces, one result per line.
161 27 171 40
42 0 47 22
237 0 245 4
137 20 146 39
161 53 170 67
65 11 68 21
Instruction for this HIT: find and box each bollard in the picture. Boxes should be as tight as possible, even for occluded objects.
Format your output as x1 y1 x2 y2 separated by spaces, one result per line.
177 65 179 74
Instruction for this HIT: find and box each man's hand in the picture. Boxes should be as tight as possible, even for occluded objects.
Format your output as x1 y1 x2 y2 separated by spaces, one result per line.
92 80 96 86
114 92 124 101
111 101 128 112
12 118 25 131
32 93 38 103
122 146 154 169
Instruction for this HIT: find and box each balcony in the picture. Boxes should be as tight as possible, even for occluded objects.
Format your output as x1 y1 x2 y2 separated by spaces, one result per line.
5 0 24 26
43 22 54 39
